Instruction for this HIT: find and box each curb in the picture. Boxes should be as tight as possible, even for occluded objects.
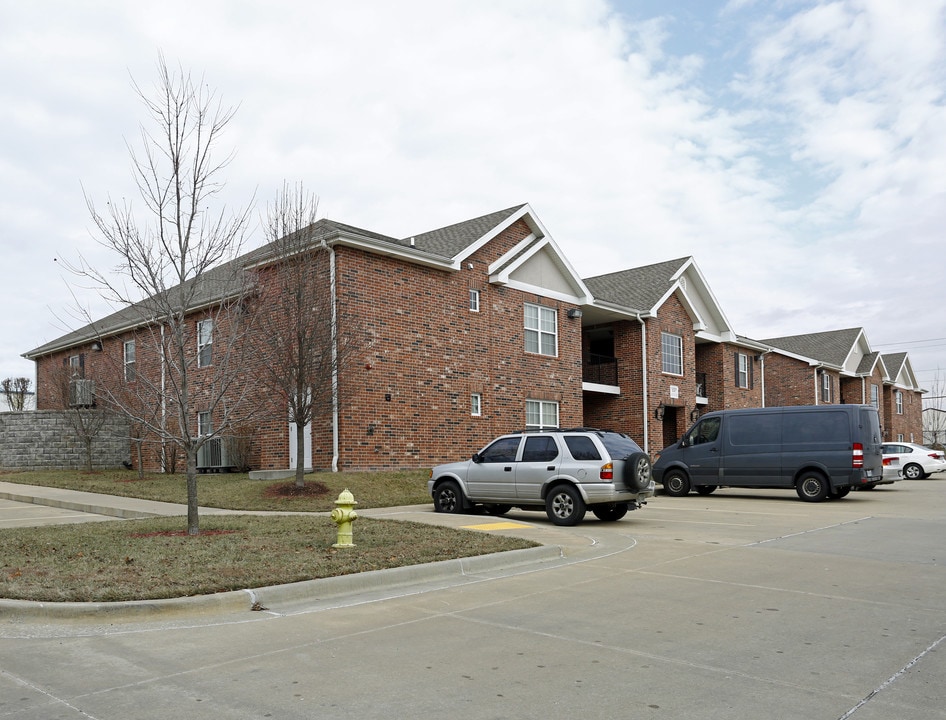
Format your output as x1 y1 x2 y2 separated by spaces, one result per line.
0 545 564 622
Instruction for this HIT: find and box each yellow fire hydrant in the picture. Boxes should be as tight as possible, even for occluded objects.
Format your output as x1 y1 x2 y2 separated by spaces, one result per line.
330 489 358 548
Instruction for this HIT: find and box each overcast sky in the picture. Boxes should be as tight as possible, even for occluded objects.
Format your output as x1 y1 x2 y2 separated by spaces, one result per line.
2 0 945 397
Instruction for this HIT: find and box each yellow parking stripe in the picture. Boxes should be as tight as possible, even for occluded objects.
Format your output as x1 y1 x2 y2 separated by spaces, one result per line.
461 521 533 531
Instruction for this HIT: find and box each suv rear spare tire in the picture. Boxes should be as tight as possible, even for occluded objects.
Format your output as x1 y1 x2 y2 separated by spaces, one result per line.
623 452 653 491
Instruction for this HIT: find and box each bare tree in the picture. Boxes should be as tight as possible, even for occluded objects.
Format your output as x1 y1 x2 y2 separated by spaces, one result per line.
252 183 368 486
45 363 110 473
1 377 32 411
72 56 256 534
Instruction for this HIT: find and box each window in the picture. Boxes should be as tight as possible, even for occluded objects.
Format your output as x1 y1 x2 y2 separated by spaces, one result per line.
68 354 84 378
479 437 521 462
564 435 601 461
821 372 832 402
471 393 482 416
895 390 903 415
123 340 136 382
525 399 559 429
469 289 480 312
661 333 683 375
197 320 213 368
522 436 558 463
870 384 879 408
685 417 721 446
198 411 213 437
736 352 749 388
524 303 557 356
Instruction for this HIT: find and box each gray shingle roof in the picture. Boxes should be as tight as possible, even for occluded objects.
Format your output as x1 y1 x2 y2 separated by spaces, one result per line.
584 257 690 313
405 205 526 258
24 208 526 358
761 327 863 367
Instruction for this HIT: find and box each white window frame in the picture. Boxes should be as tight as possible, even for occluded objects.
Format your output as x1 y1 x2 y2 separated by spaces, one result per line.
123 340 136 382
525 399 559 429
471 393 482 416
469 289 480 313
661 332 683 375
821 372 832 402
736 352 749 389
871 384 879 408
198 411 213 437
895 390 903 414
524 303 557 357
197 320 213 368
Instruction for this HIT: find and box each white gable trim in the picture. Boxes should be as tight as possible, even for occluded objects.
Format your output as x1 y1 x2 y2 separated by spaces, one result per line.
454 204 538 268
488 232 591 303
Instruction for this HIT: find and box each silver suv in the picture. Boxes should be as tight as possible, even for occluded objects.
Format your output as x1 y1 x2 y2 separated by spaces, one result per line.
428 428 654 526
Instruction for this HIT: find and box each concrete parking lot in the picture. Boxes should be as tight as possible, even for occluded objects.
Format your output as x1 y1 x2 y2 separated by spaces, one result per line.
1 479 945 719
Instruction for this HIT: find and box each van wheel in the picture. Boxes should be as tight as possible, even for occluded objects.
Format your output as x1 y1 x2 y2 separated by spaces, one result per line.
592 503 629 522
796 472 829 502
623 452 653 490
695 485 717 496
546 484 586 526
663 470 691 497
433 480 465 514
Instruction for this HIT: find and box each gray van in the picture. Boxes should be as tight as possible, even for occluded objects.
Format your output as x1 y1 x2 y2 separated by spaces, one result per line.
652 405 883 502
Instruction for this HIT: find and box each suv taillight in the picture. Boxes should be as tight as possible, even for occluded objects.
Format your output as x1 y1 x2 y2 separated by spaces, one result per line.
852 442 864 469
600 462 614 480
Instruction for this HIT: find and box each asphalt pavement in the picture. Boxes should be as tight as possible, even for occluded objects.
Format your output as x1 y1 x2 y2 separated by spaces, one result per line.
1 477 945 719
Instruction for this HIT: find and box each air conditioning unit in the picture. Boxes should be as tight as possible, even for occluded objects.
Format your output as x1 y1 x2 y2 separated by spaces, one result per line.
69 379 95 407
197 436 233 472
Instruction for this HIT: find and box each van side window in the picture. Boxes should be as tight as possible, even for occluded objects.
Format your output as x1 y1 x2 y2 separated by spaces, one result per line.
522 436 559 463
783 411 847 444
686 417 720 445
564 435 601 461
730 414 780 445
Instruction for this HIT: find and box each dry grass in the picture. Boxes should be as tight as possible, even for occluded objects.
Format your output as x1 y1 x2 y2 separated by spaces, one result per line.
0 469 539 603
0 514 537 602
0 468 432 510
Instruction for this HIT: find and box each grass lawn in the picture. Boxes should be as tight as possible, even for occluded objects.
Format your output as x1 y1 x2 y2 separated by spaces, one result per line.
0 469 539 603
0 468 433 510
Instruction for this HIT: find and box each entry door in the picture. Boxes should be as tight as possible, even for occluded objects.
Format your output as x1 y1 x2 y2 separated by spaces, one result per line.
288 419 312 470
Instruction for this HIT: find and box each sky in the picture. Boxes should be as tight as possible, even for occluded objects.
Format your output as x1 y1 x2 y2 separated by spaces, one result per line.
2 0 945 400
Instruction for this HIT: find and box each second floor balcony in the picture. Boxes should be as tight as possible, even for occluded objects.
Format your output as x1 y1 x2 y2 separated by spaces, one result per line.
583 353 618 388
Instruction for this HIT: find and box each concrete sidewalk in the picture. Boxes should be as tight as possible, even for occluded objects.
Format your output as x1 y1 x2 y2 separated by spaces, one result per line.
0 479 243 520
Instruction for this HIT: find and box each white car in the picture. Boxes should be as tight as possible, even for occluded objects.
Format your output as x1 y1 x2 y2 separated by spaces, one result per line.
881 443 946 480
880 456 902 484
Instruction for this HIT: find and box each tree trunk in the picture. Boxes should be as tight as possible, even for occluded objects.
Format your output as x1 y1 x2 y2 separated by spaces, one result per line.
294 421 306 488
186 447 200 535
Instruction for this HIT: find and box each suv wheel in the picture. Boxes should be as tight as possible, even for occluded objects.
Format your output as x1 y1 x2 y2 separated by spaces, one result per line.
433 480 465 514
663 470 691 497
623 452 653 491
592 503 629 522
796 472 828 502
546 484 586 526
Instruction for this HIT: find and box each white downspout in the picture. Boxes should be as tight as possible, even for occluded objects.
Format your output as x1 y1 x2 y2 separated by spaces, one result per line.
324 240 340 472
637 314 649 453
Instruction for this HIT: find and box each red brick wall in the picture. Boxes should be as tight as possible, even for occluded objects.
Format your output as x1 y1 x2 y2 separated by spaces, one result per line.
332 221 584 469
696 343 763 411
762 353 816 406
885 388 923 442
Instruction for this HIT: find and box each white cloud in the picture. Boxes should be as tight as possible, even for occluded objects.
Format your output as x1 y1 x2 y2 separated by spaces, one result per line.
1 0 945 389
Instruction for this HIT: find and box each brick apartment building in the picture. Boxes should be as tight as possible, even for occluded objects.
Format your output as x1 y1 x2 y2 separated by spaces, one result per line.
23 203 926 471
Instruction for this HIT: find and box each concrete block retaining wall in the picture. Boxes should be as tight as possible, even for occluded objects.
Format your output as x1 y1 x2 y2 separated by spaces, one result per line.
0 410 130 471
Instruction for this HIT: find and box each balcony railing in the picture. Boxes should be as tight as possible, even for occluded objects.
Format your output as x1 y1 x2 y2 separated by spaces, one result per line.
696 372 707 400
583 354 618 386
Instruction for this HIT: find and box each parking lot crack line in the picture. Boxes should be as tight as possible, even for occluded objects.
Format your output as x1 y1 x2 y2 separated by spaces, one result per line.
836 632 946 719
